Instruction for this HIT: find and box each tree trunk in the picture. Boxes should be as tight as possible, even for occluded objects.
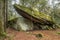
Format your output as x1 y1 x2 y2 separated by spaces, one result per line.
0 0 7 37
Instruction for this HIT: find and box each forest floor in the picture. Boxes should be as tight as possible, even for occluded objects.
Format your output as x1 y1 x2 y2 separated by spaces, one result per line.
4 28 60 40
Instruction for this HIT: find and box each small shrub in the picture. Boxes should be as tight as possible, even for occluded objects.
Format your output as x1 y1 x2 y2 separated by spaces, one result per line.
35 34 43 38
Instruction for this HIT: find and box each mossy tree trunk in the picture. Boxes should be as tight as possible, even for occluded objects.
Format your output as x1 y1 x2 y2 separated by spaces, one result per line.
0 0 7 36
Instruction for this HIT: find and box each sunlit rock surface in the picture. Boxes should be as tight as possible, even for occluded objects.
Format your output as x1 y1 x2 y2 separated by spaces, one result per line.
8 16 33 31
15 17 33 31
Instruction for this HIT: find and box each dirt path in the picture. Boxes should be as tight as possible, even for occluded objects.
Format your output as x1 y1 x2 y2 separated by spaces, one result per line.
32 30 60 40
4 28 60 40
